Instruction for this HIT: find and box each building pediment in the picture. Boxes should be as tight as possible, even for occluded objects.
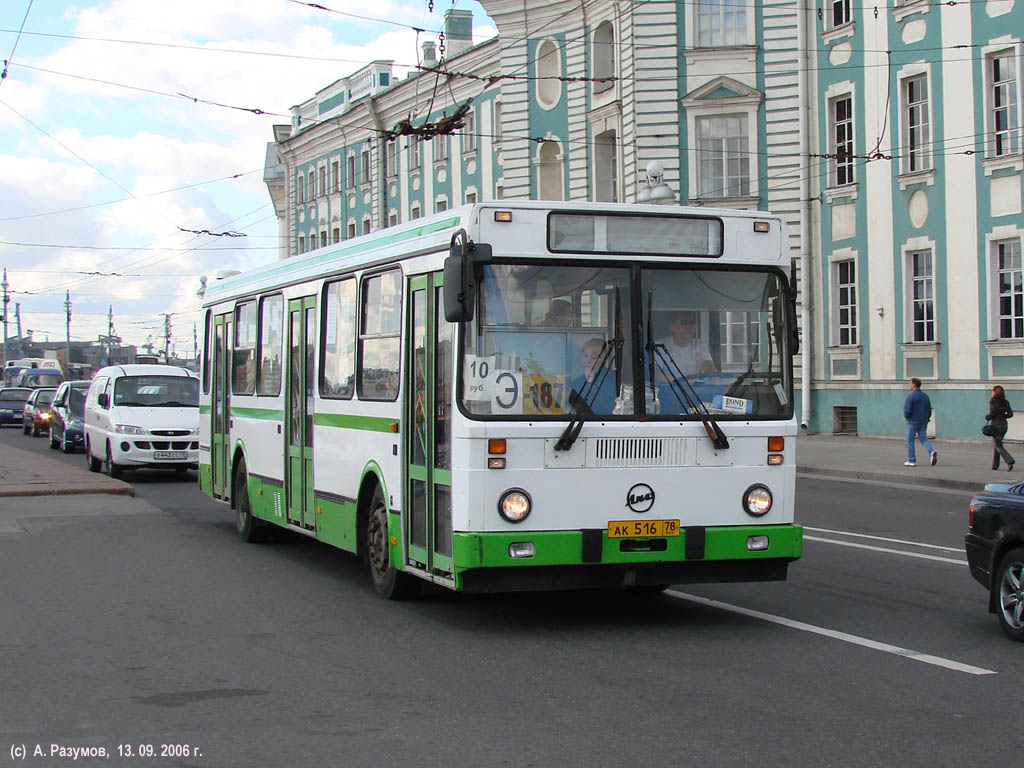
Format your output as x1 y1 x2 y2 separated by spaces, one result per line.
680 76 763 108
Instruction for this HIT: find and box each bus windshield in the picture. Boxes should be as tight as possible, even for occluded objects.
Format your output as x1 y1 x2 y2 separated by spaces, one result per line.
460 262 791 420
113 376 199 407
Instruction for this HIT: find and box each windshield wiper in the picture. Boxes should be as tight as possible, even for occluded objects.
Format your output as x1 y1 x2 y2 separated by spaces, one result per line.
645 293 729 450
555 288 623 453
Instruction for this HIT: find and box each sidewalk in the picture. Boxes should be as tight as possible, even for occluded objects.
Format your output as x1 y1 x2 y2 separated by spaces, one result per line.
0 431 1007 498
0 441 133 498
796 433 1013 492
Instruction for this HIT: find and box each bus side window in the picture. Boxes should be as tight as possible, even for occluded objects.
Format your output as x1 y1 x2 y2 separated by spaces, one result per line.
358 270 401 401
233 301 257 395
258 294 284 396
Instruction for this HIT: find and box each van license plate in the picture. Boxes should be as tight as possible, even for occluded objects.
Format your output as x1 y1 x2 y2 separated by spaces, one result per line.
154 451 188 460
607 520 680 538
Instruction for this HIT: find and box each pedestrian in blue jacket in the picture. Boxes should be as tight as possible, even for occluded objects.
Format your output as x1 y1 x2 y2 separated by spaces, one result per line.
903 377 936 467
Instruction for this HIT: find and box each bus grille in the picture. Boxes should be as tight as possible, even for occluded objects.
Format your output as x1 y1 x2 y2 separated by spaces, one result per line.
589 438 686 467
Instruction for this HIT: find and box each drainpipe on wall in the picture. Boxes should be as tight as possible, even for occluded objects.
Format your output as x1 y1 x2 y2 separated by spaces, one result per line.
798 2 814 431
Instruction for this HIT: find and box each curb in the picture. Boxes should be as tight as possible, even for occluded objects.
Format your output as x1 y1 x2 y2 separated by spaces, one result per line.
0 484 134 499
797 466 982 492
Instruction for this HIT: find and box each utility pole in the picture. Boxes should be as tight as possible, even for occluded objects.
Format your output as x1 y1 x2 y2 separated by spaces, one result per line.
15 303 22 358
107 305 114 365
64 290 72 373
192 321 198 362
1 268 9 366
163 313 172 362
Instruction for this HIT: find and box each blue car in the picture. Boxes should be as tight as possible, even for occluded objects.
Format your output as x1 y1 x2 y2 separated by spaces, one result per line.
0 387 32 426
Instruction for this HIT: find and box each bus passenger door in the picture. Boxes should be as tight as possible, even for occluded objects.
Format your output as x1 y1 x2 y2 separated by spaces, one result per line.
405 273 454 575
286 296 317 530
211 312 232 499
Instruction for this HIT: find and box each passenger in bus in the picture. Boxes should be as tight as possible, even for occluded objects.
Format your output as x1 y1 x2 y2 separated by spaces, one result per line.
568 338 616 416
541 299 574 327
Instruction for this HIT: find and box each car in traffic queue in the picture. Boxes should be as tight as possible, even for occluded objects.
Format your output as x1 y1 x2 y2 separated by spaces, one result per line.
0 387 32 427
47 379 91 454
84 364 200 478
22 387 57 436
13 367 64 390
966 481 1024 642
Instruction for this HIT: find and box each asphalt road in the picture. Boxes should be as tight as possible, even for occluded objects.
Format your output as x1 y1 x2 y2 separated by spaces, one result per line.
1 426 1020 767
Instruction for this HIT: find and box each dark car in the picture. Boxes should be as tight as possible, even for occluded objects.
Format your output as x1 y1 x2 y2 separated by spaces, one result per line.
966 481 1024 641
22 388 57 436
0 387 32 426
48 380 90 453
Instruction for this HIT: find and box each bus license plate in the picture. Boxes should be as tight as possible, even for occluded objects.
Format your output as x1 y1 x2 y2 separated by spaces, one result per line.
154 451 188 460
607 520 680 538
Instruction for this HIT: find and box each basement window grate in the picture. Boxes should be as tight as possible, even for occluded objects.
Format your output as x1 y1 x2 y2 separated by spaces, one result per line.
832 405 858 435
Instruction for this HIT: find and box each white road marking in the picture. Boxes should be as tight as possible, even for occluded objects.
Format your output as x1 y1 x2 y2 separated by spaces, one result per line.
805 535 968 565
667 591 996 676
803 526 963 553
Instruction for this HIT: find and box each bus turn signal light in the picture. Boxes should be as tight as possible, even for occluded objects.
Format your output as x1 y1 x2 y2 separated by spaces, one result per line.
488 438 507 454
767 454 784 465
767 436 785 452
494 211 513 222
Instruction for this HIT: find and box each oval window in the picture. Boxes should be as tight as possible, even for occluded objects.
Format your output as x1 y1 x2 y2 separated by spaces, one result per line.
536 40 561 109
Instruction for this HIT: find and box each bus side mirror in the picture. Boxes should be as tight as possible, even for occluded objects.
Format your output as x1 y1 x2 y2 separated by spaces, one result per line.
97 393 109 408
444 230 490 324
443 253 475 323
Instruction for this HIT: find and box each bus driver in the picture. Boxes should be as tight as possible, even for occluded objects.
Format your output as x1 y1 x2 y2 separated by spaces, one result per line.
655 310 715 379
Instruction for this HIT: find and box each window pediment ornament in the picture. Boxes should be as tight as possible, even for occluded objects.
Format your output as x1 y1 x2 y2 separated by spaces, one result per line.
681 76 763 109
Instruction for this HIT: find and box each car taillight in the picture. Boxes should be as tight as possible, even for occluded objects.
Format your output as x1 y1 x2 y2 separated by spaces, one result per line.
969 504 975 529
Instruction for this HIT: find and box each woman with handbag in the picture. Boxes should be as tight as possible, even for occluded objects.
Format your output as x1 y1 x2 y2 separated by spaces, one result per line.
986 385 1015 471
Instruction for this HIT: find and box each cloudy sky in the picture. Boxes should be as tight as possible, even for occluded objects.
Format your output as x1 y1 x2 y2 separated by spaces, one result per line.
0 0 495 358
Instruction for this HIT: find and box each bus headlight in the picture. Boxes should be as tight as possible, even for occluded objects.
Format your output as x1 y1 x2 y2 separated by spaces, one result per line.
743 485 773 517
498 489 531 523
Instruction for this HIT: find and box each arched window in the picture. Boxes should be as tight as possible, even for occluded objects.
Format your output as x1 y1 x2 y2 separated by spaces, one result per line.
593 21 614 94
536 40 561 109
538 140 563 200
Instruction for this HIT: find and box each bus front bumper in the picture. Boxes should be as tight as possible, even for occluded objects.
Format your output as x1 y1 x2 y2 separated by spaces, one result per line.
451 524 802 593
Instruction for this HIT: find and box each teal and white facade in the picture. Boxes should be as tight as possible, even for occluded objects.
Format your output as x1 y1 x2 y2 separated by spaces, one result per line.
263 1 1023 440
810 0 1024 438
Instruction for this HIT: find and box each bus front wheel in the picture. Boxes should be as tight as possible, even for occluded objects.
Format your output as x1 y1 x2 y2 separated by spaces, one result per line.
364 485 418 600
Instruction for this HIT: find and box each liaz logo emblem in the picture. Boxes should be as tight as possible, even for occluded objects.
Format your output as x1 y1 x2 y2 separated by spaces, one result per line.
626 483 655 513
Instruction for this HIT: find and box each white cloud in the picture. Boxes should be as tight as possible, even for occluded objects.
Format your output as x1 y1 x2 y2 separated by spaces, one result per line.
0 0 495 347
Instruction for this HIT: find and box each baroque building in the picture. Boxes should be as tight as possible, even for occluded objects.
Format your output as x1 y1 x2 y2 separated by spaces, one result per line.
811 0 1023 438
263 1 1024 440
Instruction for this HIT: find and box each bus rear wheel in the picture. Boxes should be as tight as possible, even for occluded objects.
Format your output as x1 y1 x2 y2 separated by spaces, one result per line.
234 459 267 543
365 485 417 600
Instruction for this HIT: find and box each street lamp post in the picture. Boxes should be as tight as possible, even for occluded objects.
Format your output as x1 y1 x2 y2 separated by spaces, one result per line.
636 160 676 205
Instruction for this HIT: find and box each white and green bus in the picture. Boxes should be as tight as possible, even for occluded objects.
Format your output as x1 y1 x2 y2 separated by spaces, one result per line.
199 202 802 598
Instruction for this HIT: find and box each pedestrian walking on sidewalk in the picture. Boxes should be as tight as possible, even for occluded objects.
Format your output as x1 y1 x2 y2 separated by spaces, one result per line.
903 377 936 467
986 384 1015 471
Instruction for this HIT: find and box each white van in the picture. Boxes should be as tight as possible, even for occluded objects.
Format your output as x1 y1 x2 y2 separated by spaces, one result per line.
84 364 200 477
